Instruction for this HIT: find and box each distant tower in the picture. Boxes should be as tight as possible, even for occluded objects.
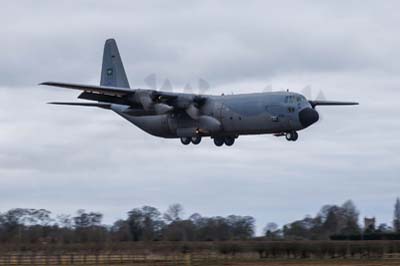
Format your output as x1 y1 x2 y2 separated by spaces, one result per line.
364 217 376 231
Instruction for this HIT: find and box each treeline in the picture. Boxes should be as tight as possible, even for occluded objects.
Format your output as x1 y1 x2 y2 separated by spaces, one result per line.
265 199 400 241
0 204 255 244
1 199 400 244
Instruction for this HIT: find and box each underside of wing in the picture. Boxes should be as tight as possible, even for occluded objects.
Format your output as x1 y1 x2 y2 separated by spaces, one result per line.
48 102 111 109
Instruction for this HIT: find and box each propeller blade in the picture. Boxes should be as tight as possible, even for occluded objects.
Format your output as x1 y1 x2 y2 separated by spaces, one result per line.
198 78 210 94
139 94 154 111
301 85 312 99
154 103 173 114
144 73 157 90
263 85 272 92
315 90 326 101
186 104 200 119
183 83 193 94
160 79 173 92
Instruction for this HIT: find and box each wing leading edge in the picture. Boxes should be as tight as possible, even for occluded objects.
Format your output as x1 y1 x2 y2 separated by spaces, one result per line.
47 102 111 109
309 100 359 108
40 81 134 96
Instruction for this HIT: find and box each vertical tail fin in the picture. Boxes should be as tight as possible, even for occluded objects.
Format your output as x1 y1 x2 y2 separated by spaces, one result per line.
100 39 130 88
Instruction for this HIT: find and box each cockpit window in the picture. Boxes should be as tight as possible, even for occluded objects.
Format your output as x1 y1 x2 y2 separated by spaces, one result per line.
285 95 307 103
285 95 296 103
295 95 307 102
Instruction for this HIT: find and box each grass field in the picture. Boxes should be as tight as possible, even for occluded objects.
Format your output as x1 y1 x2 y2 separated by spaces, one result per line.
1 254 400 266
202 259 400 266
2 241 400 265
102 259 400 266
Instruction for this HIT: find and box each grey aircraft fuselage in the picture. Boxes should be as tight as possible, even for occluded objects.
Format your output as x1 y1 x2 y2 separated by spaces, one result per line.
113 91 311 138
40 39 357 146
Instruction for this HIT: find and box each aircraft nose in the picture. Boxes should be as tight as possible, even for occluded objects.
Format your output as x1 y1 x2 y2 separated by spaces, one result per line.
299 108 319 128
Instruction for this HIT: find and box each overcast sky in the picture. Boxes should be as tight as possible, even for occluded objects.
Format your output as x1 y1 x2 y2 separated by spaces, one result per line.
0 1 399 234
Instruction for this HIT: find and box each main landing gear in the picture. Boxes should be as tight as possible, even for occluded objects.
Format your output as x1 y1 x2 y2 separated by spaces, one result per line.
285 131 298 141
180 136 202 145
213 136 236 147
180 136 236 146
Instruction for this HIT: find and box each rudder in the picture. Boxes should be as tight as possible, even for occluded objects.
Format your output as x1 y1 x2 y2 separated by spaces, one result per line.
100 39 130 88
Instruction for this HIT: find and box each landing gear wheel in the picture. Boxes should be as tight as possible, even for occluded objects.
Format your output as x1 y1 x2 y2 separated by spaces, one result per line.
180 137 191 145
224 136 235 146
291 131 298 141
213 138 224 147
191 136 202 145
285 131 298 141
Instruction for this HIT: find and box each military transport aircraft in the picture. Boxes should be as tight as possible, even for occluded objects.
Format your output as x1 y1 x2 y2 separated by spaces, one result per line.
40 39 358 146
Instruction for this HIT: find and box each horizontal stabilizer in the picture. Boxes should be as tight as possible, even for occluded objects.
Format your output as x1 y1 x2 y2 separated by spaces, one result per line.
40 81 133 96
48 102 111 109
309 100 359 108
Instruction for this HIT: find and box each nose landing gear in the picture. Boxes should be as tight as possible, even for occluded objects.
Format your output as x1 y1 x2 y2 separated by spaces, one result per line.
285 131 298 141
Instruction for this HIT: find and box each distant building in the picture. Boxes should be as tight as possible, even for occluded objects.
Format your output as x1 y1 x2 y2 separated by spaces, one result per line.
364 217 376 231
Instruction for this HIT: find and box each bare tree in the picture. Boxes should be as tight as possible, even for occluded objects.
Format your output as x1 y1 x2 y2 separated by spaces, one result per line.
394 198 400 232
340 200 360 234
164 204 184 223
264 222 279 238
56 214 73 228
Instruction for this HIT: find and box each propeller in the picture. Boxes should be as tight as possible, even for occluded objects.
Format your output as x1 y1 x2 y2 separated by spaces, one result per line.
198 78 210 94
186 103 201 119
144 73 157 90
136 91 173 114
144 74 173 92
300 85 325 124
313 90 325 125
185 95 207 119
301 85 312 99
142 75 216 127
315 90 326 101
187 96 220 133
263 84 272 92
160 78 173 92
142 74 175 114
183 83 193 94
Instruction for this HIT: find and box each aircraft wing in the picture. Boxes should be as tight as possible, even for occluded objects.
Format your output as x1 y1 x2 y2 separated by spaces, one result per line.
40 81 134 96
309 100 359 108
48 102 111 109
40 81 186 114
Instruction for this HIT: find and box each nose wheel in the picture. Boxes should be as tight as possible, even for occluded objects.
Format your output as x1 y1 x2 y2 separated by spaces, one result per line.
285 131 298 141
